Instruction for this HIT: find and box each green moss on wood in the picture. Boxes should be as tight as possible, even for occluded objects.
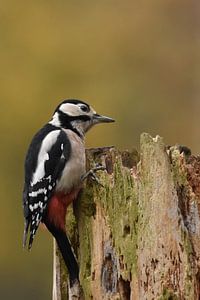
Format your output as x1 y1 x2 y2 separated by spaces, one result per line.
75 188 95 299
54 135 199 299
93 149 139 280
159 288 178 300
72 147 139 292
170 147 188 187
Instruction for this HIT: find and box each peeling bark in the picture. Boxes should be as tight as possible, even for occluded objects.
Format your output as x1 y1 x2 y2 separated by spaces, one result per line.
53 133 200 300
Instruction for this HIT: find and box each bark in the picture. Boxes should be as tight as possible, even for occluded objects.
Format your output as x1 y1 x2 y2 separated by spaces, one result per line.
53 133 200 300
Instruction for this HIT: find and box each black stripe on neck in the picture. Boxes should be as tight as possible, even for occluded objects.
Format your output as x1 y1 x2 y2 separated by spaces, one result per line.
67 123 83 138
58 110 90 138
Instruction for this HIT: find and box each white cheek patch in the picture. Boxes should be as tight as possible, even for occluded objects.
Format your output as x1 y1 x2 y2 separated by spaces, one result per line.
59 103 81 116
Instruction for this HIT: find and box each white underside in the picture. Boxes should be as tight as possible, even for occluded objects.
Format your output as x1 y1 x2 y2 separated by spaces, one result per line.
56 129 86 192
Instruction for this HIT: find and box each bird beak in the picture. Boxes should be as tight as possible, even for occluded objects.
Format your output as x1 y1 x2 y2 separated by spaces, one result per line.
93 114 115 124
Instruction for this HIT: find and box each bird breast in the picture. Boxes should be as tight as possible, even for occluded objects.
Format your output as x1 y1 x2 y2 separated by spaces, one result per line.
56 129 86 193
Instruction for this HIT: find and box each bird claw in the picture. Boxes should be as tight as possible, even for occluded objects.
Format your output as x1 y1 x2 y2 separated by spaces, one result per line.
81 164 105 187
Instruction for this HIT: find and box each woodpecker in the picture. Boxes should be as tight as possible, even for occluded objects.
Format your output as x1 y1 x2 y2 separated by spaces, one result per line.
23 99 114 289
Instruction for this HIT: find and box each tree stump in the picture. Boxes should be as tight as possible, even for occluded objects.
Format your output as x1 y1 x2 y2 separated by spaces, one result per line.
53 133 200 300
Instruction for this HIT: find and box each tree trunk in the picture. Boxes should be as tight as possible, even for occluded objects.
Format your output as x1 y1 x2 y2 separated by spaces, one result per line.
52 133 200 300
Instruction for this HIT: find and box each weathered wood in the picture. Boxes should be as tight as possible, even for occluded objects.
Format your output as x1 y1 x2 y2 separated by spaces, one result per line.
53 133 200 299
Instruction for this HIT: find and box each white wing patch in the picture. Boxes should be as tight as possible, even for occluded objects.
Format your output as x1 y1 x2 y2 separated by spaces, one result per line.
29 188 47 197
31 130 60 185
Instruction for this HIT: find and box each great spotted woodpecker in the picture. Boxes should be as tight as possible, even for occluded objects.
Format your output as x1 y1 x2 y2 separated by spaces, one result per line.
23 99 114 290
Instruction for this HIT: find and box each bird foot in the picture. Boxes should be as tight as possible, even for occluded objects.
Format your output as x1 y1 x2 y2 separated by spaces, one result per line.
81 164 105 187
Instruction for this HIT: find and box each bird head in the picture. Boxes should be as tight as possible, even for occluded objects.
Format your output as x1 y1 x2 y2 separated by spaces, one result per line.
50 99 115 137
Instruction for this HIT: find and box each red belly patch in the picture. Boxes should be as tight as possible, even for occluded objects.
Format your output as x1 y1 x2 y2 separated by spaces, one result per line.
46 189 80 231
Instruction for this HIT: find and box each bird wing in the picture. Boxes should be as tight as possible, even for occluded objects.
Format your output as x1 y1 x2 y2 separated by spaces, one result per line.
23 129 71 249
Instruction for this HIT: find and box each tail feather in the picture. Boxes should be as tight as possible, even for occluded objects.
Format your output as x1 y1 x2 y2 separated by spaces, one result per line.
28 232 34 250
28 215 42 250
46 222 79 285
23 219 30 248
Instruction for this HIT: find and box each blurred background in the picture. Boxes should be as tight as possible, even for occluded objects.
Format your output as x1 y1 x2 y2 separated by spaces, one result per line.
0 0 199 299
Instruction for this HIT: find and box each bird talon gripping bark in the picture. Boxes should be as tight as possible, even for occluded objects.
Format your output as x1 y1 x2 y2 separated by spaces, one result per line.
81 164 106 186
22 99 115 293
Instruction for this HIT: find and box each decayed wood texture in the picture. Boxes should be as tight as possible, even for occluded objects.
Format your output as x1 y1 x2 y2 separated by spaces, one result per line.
53 133 200 300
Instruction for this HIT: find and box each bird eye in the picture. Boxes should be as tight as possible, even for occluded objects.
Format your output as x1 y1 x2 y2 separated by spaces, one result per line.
80 105 89 113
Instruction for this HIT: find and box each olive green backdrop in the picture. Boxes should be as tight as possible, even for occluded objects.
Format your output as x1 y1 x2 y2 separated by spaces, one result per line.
0 1 199 299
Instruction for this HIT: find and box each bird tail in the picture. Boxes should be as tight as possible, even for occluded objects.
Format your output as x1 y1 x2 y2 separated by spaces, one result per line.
46 222 79 286
23 219 30 248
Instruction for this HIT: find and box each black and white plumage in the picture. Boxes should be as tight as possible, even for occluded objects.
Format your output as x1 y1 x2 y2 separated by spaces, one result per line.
23 124 71 248
23 99 114 287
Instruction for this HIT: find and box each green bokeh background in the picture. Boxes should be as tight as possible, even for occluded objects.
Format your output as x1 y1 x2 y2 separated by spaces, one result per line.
1 1 199 299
